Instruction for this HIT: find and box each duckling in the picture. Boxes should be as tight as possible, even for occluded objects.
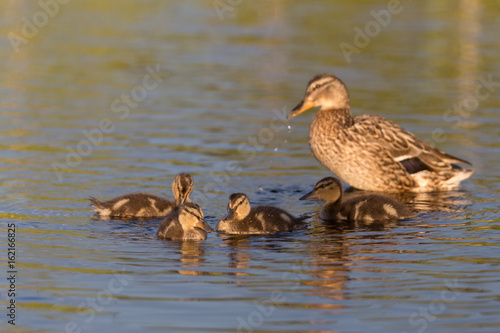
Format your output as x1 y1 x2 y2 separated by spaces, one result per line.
287 73 474 192
300 177 413 221
89 173 193 218
157 202 213 241
216 193 306 234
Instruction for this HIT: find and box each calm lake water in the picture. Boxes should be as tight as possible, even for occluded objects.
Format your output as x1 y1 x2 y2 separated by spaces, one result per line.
1 1 500 332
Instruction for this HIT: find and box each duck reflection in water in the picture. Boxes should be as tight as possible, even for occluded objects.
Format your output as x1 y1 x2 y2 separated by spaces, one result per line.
217 225 352 304
159 238 207 277
177 241 206 276
218 235 252 277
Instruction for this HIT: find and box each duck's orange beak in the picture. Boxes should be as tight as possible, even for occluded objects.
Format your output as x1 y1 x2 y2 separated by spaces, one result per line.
287 99 316 119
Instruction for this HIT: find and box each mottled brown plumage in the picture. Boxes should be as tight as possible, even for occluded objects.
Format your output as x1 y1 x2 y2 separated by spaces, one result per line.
217 193 306 234
89 173 193 218
300 177 413 221
157 203 213 241
288 73 474 192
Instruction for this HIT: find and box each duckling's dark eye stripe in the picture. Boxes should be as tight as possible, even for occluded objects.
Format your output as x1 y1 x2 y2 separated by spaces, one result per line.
311 79 333 91
315 182 332 190
231 198 245 210
236 198 245 208
185 208 201 220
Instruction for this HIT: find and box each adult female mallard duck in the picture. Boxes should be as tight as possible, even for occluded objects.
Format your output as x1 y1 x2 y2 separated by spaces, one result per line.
157 202 213 241
287 73 474 192
89 173 193 218
300 177 413 221
216 193 306 234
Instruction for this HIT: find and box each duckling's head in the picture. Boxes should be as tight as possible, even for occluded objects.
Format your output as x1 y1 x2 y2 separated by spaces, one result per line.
223 193 251 222
179 202 213 233
216 193 251 232
172 173 194 205
300 177 343 203
287 74 350 119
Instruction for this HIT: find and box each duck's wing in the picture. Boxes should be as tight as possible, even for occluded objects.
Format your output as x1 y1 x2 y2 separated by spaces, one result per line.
350 115 471 174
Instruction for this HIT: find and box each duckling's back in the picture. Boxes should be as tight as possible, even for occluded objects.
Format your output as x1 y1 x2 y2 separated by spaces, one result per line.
245 206 305 233
157 211 184 240
90 193 175 218
340 194 413 222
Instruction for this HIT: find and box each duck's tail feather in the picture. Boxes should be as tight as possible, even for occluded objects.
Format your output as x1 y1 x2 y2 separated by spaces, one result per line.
412 168 474 191
88 196 103 208
88 196 111 216
442 152 473 166
444 168 474 187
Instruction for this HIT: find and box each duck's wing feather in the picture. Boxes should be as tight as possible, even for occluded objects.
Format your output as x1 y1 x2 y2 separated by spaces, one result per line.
350 115 471 174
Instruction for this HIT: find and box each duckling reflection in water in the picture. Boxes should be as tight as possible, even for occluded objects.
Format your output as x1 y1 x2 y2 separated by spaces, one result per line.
217 193 306 234
157 202 213 241
300 177 413 222
89 173 193 218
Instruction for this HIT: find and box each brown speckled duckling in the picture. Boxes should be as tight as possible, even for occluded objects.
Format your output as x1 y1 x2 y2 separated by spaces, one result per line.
157 202 213 241
300 177 413 222
287 73 473 192
216 193 306 234
89 173 193 218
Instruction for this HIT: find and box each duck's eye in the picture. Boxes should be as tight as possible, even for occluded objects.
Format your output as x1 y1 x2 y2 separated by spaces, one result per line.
314 84 321 90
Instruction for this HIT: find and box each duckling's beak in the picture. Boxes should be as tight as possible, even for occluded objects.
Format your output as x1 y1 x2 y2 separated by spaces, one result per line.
196 218 214 233
221 210 235 222
287 99 316 119
178 192 190 205
299 190 318 200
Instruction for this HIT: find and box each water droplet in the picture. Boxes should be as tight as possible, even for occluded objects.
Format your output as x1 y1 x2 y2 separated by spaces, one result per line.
287 125 292 133
274 147 278 152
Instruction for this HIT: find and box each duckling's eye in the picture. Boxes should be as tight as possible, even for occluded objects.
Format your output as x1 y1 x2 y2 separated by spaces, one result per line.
185 209 201 220
313 84 321 91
